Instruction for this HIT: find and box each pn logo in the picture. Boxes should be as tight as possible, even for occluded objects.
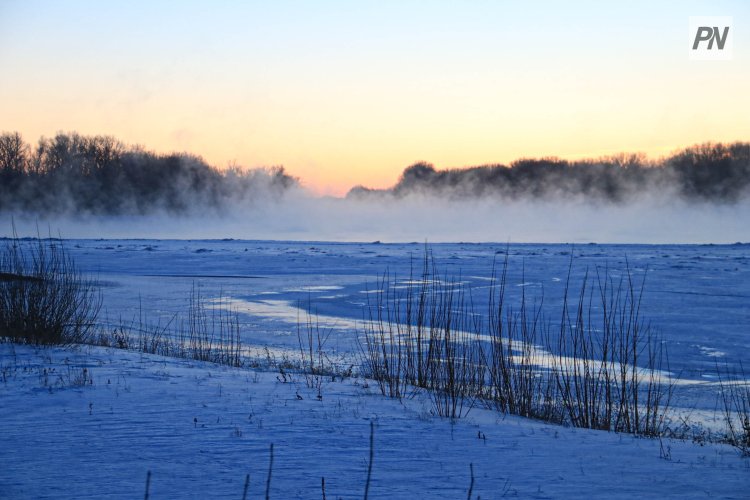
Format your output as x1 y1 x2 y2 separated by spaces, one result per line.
689 17 733 60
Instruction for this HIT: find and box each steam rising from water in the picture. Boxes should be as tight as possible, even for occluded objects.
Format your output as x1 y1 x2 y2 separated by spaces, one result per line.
3 192 749 244
1 132 748 243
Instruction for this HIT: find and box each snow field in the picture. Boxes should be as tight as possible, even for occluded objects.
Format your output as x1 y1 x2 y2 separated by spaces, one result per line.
1 343 747 499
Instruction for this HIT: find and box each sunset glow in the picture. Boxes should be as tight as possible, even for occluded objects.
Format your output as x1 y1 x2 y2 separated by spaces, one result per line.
1 0 748 195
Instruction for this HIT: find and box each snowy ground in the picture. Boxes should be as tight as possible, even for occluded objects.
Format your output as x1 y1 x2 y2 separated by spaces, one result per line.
1 239 749 497
1 343 748 499
64 239 750 413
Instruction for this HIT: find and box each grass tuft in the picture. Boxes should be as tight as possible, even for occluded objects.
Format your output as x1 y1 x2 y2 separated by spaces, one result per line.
0 227 101 345
360 247 673 436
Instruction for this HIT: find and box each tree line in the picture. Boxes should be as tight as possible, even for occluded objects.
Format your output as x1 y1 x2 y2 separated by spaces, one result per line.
348 142 750 203
3 132 748 211
0 132 298 214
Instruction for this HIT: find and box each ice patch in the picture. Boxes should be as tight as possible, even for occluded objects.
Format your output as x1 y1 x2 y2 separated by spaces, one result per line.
696 345 727 358
210 298 361 332
284 285 344 292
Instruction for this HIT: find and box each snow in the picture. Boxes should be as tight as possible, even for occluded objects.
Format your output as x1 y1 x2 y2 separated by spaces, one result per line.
70 240 750 410
1 239 749 497
1 343 748 499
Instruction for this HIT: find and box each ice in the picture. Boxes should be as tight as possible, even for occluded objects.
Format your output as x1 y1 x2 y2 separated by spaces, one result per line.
2 239 749 497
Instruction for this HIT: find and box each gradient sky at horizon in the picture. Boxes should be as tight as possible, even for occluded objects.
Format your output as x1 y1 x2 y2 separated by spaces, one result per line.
1 0 748 195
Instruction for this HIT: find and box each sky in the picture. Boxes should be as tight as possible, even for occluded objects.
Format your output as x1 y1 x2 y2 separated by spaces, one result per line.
1 0 749 196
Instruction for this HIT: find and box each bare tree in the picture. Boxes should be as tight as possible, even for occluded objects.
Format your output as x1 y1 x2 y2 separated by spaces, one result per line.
0 132 29 175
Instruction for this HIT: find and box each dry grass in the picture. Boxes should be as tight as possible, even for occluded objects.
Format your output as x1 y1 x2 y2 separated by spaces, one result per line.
360 247 673 435
99 286 242 368
0 230 101 345
718 364 750 456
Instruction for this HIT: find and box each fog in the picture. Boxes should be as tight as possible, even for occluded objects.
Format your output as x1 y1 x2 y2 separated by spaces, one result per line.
349 143 750 204
3 192 748 244
1 132 748 243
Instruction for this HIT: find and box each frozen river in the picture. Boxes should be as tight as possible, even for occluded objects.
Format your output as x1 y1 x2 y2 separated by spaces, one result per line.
55 239 750 411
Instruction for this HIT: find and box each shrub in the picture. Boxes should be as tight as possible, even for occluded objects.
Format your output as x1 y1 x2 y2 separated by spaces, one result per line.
718 364 750 456
359 247 673 435
549 264 672 435
359 253 485 418
0 232 101 344
483 258 561 422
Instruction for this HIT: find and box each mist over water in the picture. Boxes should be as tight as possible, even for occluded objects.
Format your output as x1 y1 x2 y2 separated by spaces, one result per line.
3 193 749 243
1 132 748 243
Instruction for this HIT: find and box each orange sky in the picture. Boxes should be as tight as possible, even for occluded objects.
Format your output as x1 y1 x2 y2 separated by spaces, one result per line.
1 1 748 195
